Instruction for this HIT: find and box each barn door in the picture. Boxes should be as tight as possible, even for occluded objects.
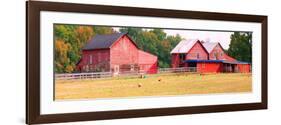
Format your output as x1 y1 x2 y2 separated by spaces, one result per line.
114 65 119 75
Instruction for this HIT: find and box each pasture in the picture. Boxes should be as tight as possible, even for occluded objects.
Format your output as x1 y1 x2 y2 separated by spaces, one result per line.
55 73 252 100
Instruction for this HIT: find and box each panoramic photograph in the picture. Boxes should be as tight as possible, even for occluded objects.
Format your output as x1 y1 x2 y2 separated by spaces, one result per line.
54 24 252 100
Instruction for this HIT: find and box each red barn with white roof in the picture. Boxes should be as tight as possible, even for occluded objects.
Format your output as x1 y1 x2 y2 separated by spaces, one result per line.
171 39 251 73
76 33 158 74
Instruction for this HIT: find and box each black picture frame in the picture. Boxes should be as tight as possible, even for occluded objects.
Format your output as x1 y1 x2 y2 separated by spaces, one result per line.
26 1 268 124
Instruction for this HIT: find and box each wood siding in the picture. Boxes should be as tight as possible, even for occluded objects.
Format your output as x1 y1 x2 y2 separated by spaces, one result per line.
197 62 223 73
171 54 180 68
77 35 158 74
77 49 110 72
110 36 139 71
209 44 225 60
138 50 158 74
238 64 251 73
185 42 208 60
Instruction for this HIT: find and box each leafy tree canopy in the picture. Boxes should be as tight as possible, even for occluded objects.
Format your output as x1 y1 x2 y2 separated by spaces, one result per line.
54 25 114 73
55 25 183 73
227 32 252 63
119 28 182 68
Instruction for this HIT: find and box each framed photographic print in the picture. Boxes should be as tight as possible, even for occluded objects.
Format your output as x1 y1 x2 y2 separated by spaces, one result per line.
26 1 268 124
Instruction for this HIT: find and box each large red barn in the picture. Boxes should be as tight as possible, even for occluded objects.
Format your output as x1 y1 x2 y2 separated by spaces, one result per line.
171 39 251 73
76 33 158 74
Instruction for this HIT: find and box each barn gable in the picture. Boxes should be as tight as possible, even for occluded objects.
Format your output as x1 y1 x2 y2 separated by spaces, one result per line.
185 41 209 60
202 42 218 53
203 42 227 60
110 35 140 66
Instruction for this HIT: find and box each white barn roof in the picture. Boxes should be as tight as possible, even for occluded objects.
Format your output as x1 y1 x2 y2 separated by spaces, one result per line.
202 42 218 53
170 39 199 54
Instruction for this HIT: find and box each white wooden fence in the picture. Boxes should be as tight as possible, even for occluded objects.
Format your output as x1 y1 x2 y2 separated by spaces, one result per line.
158 67 197 73
55 72 112 80
55 67 198 80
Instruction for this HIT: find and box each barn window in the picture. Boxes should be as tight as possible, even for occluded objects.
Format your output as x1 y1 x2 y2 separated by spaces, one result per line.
179 54 186 62
197 53 200 59
214 52 218 60
89 55 93 64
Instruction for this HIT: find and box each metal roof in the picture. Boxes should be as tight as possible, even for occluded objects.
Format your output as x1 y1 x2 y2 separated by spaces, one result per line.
170 39 199 54
83 33 127 50
202 42 218 53
184 59 250 64
184 60 224 63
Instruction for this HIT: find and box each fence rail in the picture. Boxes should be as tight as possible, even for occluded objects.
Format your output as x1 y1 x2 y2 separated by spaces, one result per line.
158 67 197 73
55 72 112 80
55 67 198 80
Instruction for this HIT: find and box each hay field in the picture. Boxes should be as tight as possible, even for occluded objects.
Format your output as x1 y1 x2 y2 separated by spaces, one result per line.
55 73 252 100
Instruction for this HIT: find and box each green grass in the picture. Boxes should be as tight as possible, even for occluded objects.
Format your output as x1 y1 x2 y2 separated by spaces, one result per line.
55 73 252 100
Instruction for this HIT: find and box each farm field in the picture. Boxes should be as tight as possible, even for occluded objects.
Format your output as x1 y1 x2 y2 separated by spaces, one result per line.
55 73 252 100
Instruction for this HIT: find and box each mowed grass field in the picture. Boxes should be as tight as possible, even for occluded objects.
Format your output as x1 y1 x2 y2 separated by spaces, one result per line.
55 73 252 100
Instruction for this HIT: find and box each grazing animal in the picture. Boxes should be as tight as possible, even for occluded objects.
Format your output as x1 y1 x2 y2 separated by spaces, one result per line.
158 78 162 82
138 83 142 88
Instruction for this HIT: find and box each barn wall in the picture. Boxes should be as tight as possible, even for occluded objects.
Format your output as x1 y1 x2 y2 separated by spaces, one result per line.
138 50 158 74
77 49 110 72
171 54 180 68
209 44 226 60
186 42 208 60
238 64 251 73
110 36 139 70
197 62 223 73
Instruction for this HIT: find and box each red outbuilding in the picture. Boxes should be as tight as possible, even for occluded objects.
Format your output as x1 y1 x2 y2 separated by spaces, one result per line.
171 39 251 73
76 33 158 74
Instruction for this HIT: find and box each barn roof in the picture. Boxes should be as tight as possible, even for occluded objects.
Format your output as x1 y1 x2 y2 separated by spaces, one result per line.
170 39 199 54
184 59 250 64
202 42 218 53
83 33 128 50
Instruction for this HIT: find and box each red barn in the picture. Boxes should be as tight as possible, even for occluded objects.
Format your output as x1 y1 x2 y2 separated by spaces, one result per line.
171 39 209 68
171 39 251 73
76 33 157 74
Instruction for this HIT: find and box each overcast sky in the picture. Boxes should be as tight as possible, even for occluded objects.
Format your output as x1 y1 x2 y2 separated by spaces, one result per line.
113 27 234 49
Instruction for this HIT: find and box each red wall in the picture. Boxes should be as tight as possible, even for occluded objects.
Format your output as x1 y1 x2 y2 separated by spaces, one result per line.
110 36 139 70
186 42 208 60
77 49 110 72
197 62 223 73
237 64 251 73
209 44 226 60
138 50 158 74
171 54 180 68
171 41 208 68
77 35 158 74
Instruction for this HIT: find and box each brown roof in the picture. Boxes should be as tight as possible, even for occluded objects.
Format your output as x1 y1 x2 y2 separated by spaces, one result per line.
83 33 127 50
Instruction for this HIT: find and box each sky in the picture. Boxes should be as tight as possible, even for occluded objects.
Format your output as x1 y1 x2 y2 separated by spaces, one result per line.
113 27 234 49
164 29 234 49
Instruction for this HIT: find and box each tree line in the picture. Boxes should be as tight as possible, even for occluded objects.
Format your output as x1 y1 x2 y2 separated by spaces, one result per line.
54 24 252 73
54 25 182 73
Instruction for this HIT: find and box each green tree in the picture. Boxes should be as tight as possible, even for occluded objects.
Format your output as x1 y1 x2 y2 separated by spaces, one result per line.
227 32 252 62
54 24 114 73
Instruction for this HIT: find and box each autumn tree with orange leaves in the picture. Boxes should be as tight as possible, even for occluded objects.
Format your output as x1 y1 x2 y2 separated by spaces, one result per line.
54 24 114 73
